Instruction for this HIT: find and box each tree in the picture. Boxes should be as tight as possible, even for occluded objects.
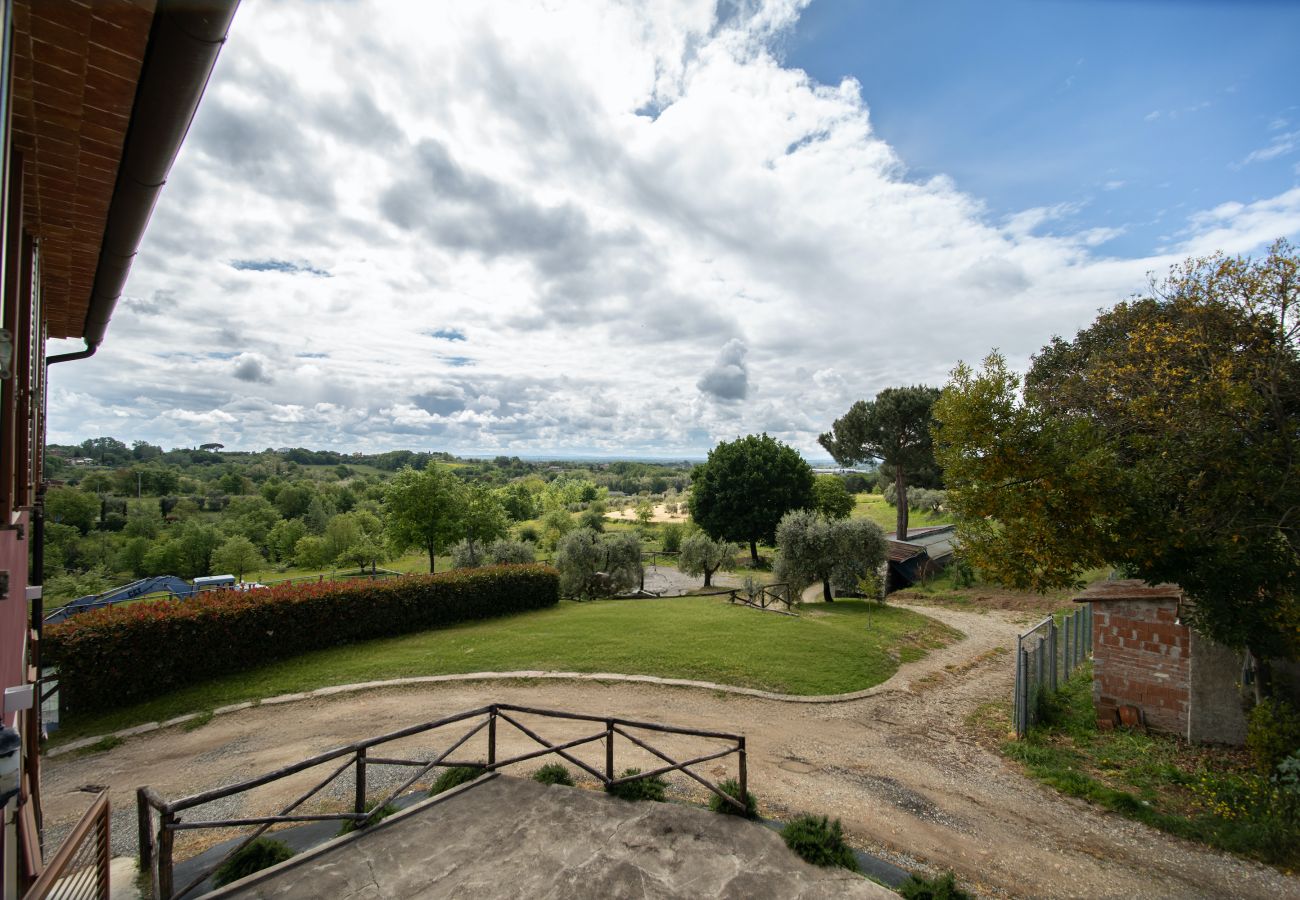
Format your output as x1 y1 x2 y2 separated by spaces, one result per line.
267 518 307 563
173 521 223 579
677 532 738 587
45 487 100 535
933 241 1300 678
212 536 265 581
689 434 815 565
773 510 886 603
811 475 854 520
383 463 465 573
555 529 643 599
340 533 386 574
820 386 941 541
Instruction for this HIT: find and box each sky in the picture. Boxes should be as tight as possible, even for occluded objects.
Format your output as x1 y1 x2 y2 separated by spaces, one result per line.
46 0 1300 458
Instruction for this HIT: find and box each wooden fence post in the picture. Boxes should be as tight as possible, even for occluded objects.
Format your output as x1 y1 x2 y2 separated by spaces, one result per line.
354 747 367 817
137 788 153 873
605 719 614 784
488 708 497 769
737 736 747 807
157 811 176 900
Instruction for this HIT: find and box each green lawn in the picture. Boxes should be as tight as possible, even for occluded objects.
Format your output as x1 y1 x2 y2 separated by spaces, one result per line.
53 597 959 744
850 492 949 532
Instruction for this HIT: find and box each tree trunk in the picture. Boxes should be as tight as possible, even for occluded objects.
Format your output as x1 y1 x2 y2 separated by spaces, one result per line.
895 465 909 541
428 541 436 574
749 539 759 566
822 579 834 603
704 567 714 588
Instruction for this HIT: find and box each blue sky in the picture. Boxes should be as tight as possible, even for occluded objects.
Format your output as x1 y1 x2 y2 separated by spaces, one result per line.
46 0 1300 457
786 0 1300 257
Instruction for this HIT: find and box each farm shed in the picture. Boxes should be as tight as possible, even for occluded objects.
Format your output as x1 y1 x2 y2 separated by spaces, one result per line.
1076 580 1300 745
885 525 958 592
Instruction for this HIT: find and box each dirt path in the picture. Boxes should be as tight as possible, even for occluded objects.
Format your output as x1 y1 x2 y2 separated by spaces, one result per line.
43 603 1299 899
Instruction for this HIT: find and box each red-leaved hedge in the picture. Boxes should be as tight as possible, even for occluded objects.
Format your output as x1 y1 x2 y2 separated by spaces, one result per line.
45 564 559 714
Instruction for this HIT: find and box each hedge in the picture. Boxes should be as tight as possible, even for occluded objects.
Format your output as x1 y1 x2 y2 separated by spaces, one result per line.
45 564 559 713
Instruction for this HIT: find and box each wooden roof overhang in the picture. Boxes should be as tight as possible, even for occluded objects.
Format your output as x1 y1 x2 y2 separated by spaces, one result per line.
8 0 237 351
10 0 157 340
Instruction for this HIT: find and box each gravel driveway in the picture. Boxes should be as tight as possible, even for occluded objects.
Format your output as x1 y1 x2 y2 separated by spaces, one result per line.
42 603 1300 899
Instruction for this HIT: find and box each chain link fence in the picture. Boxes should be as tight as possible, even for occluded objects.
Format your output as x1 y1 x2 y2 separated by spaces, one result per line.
1013 604 1093 737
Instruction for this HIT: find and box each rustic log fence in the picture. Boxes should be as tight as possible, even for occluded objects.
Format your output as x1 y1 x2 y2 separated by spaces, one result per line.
726 582 796 614
137 703 748 899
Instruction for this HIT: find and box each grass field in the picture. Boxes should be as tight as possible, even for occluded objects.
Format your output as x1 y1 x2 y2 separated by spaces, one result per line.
53 597 960 744
849 492 949 532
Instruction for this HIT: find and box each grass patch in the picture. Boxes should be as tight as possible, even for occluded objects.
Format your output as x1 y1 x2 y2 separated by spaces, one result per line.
76 735 124 755
850 493 948 532
181 710 214 732
708 778 758 818
606 767 667 802
780 814 859 871
212 838 294 888
1005 664 1300 869
51 597 959 745
338 799 399 835
532 763 574 786
429 766 485 797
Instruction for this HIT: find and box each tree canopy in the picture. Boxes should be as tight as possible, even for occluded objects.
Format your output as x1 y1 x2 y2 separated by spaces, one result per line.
383 464 467 572
934 240 1300 668
774 509 886 603
689 433 815 564
820 386 941 540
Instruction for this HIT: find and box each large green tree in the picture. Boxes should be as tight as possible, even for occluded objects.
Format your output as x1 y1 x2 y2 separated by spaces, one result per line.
383 463 466 573
689 433 815 565
934 241 1300 680
820 386 941 541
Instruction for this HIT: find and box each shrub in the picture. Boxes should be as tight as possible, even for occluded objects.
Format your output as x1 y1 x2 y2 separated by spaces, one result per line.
46 565 560 713
780 815 858 872
449 539 486 569
517 524 540 544
211 838 295 888
1247 697 1300 774
429 765 484 797
489 539 535 565
606 767 667 802
338 799 398 835
660 523 683 553
708 778 757 818
898 871 971 900
532 763 574 786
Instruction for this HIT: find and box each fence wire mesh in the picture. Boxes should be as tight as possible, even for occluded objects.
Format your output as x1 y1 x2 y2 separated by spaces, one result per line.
1014 604 1093 737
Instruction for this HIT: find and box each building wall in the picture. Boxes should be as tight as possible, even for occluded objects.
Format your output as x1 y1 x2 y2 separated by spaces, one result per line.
1091 597 1191 736
0 514 27 730
1188 631 1248 745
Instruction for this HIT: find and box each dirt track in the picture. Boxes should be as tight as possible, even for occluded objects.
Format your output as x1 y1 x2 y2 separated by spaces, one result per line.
43 603 1300 899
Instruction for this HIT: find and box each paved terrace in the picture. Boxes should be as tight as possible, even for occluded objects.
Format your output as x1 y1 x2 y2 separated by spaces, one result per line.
208 774 892 899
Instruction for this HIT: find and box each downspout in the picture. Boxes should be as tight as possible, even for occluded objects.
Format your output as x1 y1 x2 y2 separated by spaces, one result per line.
47 0 240 366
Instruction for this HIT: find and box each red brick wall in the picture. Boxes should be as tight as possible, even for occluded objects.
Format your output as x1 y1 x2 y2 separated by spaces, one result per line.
1092 598 1190 736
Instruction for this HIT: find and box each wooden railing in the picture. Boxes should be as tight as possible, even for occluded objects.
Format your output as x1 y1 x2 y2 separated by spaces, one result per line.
23 790 110 900
138 704 748 900
727 582 797 614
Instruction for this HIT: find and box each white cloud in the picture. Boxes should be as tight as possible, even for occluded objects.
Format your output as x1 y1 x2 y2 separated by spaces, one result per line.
42 0 1300 457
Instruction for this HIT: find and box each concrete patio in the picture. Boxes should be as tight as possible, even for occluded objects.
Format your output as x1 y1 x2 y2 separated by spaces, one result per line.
207 774 892 899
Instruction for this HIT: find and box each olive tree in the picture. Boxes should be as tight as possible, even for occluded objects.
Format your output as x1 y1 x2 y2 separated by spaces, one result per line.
677 532 738 588
774 510 887 603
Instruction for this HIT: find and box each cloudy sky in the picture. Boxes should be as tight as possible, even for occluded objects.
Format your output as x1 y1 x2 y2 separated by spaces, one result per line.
47 0 1300 458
